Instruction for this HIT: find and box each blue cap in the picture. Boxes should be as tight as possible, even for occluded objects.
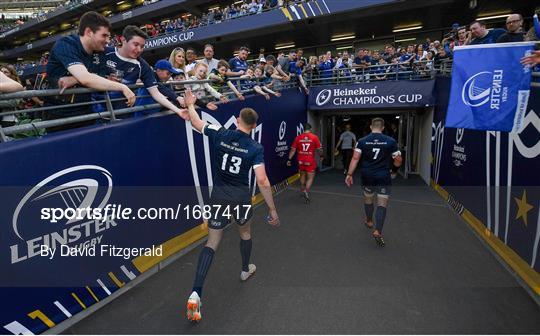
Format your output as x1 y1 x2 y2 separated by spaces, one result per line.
452 22 460 29
154 59 181 75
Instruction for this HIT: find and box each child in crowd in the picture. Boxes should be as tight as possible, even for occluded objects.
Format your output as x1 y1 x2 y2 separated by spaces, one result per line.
207 60 245 100
253 67 281 97
262 64 286 91
239 67 276 100
184 62 229 107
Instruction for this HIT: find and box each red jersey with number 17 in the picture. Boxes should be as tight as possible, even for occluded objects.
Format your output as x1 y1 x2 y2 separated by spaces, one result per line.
291 132 321 164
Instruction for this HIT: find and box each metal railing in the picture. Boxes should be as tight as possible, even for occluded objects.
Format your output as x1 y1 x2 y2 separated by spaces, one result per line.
0 76 301 142
305 59 453 86
2 62 538 142
532 71 540 88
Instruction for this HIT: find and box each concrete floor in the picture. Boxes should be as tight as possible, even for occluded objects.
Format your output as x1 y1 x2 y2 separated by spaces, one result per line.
64 170 540 334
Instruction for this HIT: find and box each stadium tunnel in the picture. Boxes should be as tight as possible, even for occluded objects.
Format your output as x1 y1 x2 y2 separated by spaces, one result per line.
312 109 431 181
0 76 539 334
1 0 540 334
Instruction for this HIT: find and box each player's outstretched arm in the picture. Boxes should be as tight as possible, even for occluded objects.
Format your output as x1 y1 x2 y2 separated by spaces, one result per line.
345 151 361 187
184 89 206 132
147 86 189 120
254 165 280 226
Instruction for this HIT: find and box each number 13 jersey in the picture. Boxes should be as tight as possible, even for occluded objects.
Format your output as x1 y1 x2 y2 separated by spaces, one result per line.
203 124 264 202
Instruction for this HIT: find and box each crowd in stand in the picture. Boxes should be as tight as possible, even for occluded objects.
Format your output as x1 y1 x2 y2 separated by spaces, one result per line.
109 0 305 46
0 0 91 34
0 15 27 34
2 10 540 137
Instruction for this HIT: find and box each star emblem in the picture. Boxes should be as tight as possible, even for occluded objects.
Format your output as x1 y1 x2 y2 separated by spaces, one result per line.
514 189 534 226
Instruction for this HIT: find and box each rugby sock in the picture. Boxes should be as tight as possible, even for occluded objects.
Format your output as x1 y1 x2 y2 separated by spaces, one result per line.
375 206 387 233
240 238 252 272
192 246 215 297
364 203 374 222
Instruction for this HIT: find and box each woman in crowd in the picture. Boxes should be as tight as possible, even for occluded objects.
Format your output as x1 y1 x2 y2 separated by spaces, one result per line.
169 47 186 73
303 56 320 81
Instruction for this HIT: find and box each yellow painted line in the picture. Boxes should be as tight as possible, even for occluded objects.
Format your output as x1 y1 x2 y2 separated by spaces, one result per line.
432 182 540 296
252 192 265 205
28 310 55 328
108 271 125 288
287 173 300 185
132 222 208 273
298 3 309 18
280 7 293 21
71 293 87 309
86 286 100 302
132 175 298 273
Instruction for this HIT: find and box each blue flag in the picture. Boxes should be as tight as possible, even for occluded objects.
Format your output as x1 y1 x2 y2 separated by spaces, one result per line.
446 42 534 132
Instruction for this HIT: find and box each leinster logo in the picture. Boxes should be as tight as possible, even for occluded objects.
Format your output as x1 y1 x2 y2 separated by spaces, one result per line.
315 89 332 106
462 71 492 107
279 121 287 141
12 165 113 240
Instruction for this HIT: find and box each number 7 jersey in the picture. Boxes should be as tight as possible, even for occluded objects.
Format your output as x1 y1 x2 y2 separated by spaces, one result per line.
203 124 264 201
355 132 400 177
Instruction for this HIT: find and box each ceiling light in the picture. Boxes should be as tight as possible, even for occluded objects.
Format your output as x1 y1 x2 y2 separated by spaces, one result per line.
476 13 511 21
392 25 422 33
331 34 355 42
394 37 417 43
336 45 353 50
275 44 295 50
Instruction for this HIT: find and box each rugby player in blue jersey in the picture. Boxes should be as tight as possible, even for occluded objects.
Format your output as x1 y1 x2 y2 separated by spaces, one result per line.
46 11 135 119
345 118 402 247
182 89 280 322
60 25 189 119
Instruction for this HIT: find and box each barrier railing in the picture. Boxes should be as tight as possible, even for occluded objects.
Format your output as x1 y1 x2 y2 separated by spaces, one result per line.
305 59 453 86
532 71 540 88
0 76 300 142
2 61 537 142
